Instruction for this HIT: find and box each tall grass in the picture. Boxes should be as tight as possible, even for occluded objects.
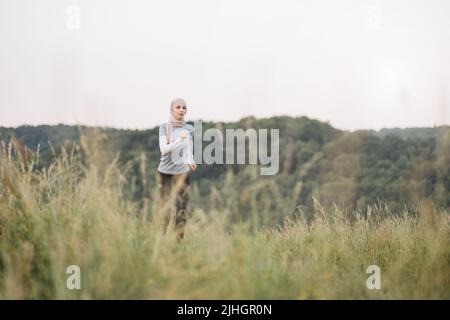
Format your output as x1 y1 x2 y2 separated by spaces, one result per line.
0 135 449 299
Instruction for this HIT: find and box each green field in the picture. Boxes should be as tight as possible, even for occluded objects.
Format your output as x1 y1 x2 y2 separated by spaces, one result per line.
0 137 449 299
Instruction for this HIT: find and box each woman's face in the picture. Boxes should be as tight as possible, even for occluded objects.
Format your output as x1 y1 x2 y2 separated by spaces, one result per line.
173 102 187 121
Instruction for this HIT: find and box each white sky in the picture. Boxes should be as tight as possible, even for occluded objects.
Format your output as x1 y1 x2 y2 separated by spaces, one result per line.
0 0 449 131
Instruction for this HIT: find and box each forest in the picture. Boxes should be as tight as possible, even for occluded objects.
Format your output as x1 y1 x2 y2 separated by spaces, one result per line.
1 116 448 225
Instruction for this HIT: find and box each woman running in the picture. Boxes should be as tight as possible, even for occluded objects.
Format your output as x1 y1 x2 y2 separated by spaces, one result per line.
157 97 197 240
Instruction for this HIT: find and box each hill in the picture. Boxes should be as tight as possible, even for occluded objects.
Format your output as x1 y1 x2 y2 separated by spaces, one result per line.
1 117 449 224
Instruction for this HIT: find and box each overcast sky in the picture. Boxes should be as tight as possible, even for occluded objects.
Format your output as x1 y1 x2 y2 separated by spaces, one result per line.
1 0 449 131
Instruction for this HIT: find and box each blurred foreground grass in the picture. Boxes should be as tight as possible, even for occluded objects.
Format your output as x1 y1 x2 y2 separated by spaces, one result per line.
0 135 449 299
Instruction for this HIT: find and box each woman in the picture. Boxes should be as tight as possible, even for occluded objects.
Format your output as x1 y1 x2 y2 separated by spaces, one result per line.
157 97 197 240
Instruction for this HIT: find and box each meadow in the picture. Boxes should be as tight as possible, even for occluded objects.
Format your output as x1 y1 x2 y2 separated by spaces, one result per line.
0 136 449 299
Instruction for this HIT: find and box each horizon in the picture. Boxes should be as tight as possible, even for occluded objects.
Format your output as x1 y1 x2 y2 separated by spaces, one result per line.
1 114 449 133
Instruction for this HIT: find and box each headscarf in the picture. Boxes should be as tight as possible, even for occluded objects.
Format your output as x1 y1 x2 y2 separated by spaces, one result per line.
166 98 186 144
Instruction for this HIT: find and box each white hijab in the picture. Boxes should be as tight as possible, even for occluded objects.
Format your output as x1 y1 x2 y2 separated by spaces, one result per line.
166 98 186 144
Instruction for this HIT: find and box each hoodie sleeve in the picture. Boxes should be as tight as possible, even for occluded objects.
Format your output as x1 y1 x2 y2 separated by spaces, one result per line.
159 124 182 156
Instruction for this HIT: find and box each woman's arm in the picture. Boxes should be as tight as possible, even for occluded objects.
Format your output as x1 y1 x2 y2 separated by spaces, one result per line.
159 135 182 156
159 123 184 156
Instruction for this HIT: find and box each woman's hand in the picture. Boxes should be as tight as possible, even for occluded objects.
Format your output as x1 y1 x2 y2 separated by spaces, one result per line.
189 163 197 172
180 130 188 140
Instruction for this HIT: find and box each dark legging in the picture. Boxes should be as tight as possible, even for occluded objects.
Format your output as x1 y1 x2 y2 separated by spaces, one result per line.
156 171 190 240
